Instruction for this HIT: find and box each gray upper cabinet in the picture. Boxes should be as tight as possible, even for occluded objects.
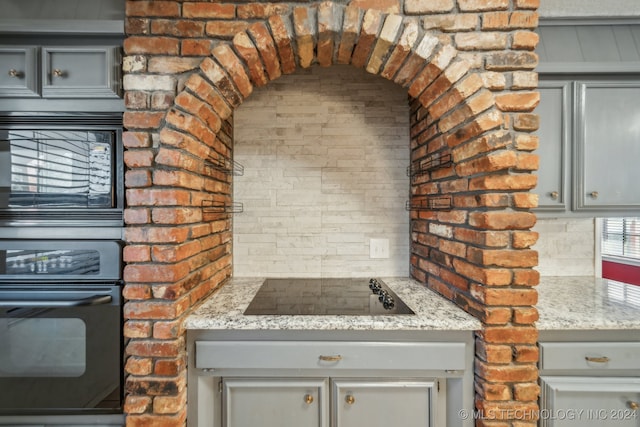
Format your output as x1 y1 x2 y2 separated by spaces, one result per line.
535 81 571 211
574 82 640 212
0 44 121 99
0 46 38 97
42 46 121 98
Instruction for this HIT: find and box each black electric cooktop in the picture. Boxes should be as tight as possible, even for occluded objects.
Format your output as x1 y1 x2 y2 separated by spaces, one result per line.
244 278 415 315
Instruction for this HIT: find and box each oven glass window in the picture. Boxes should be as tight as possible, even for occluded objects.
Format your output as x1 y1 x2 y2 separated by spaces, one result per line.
0 130 114 208
0 316 86 377
0 249 100 276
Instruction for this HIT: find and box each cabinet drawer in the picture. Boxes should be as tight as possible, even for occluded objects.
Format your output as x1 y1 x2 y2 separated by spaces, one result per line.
42 46 121 98
540 342 640 371
196 341 466 372
0 46 38 97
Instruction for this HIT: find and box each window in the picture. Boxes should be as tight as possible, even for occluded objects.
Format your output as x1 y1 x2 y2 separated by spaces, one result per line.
602 218 640 263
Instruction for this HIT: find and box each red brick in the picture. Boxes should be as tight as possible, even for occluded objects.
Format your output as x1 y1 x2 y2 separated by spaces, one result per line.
513 113 540 131
154 390 187 414
337 6 363 65
495 91 540 112
477 380 512 400
458 0 509 11
475 360 538 382
351 0 400 13
513 307 539 324
468 248 538 268
123 111 165 130
483 287 538 306
513 30 540 50
233 31 268 86
126 1 180 18
124 262 192 283
205 21 250 38
513 269 540 286
476 340 513 363
351 9 384 68
182 3 235 19
125 225 192 244
268 14 297 74
123 284 153 301
124 244 151 262
292 6 316 68
124 36 180 55
483 307 513 325
153 318 186 340
124 395 152 414
512 231 538 248
155 357 186 376
481 326 539 344
125 412 186 427
126 170 152 189
514 382 540 401
150 19 204 37
248 22 282 81
469 174 538 191
126 356 153 376
181 39 213 56
123 132 152 148
125 149 154 168
123 320 153 338
124 298 190 321
237 3 290 19
513 345 539 363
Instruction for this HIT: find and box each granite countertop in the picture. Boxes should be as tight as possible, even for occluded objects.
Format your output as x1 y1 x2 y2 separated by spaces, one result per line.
185 277 482 331
537 276 640 330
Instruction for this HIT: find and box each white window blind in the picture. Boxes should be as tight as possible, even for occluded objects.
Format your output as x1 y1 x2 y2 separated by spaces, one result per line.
602 218 640 261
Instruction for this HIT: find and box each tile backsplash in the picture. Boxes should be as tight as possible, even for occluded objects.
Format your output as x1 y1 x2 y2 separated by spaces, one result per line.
533 217 596 276
233 66 410 277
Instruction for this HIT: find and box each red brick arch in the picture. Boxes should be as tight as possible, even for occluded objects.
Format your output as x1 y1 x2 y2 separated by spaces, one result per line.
123 1 541 425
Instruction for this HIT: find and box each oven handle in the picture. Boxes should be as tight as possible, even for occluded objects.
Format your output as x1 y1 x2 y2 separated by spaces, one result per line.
0 294 112 308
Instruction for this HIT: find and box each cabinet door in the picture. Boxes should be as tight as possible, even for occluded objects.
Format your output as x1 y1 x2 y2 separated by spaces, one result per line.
540 376 640 426
332 379 434 427
535 81 571 211
41 46 121 98
574 82 640 212
0 46 38 97
222 378 328 427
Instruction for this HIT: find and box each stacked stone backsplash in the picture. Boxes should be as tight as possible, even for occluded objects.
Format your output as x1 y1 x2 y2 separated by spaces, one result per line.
122 0 541 426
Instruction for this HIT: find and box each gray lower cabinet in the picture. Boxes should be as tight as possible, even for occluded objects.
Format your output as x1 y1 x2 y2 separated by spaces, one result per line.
540 376 640 426
187 331 474 427
0 45 121 99
223 378 329 427
332 379 434 427
539 332 640 427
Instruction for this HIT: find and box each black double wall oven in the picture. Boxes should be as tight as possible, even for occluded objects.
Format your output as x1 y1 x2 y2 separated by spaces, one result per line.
0 113 124 417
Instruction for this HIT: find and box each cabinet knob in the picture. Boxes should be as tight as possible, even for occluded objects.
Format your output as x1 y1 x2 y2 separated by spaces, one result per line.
304 394 313 404
8 68 21 78
629 401 639 411
549 191 559 200
53 69 66 78
319 355 342 362
345 395 355 405
589 191 599 199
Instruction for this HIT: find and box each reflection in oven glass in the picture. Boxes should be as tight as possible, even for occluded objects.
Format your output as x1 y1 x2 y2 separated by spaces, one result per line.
0 316 86 377
2 249 100 275
4 130 113 208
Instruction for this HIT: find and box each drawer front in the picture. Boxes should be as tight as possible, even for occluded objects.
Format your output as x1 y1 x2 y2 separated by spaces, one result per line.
0 46 38 97
540 342 640 371
196 341 466 372
42 46 121 98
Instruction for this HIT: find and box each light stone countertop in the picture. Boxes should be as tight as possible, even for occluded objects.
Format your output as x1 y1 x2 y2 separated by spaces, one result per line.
537 276 640 330
185 277 482 331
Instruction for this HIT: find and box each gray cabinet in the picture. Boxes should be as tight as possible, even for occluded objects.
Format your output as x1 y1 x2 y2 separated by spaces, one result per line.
535 81 571 211
0 46 38 97
536 78 640 215
0 45 121 99
187 331 474 427
333 379 435 427
540 377 640 426
574 82 640 212
223 378 328 427
539 333 640 427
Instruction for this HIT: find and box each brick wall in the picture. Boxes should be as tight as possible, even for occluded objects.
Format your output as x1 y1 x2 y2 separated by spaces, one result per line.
122 0 541 426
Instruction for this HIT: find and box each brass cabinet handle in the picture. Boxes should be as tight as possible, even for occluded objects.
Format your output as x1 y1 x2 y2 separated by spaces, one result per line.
53 69 65 77
319 355 342 362
629 401 639 410
304 394 313 404
8 68 20 77
345 395 355 405
549 191 559 200
585 356 610 363
589 191 599 199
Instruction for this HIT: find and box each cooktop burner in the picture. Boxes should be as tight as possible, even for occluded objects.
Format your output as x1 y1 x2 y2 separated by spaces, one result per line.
244 278 415 315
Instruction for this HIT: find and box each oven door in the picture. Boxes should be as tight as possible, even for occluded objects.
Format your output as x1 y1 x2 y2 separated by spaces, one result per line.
0 285 122 414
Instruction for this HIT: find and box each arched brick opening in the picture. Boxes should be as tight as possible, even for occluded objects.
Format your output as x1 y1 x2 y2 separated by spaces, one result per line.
122 1 541 425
